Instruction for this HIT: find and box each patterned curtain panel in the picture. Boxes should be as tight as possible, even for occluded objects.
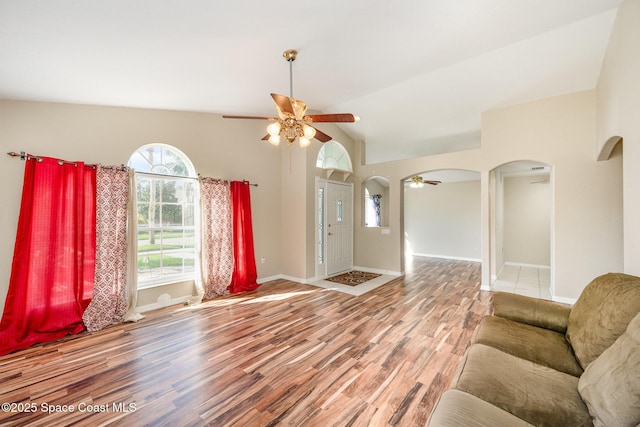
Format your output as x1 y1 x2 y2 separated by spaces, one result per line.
83 166 141 332
124 169 142 323
372 194 382 227
197 177 234 300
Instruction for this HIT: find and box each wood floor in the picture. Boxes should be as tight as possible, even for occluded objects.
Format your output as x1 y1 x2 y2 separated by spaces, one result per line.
0 257 493 427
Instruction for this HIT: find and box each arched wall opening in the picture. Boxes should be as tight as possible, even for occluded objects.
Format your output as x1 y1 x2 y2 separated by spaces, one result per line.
490 160 552 299
401 169 481 270
597 136 622 161
362 176 390 228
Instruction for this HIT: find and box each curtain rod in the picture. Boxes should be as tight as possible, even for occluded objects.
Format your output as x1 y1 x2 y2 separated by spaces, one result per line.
199 175 258 187
9 152 257 186
7 151 101 168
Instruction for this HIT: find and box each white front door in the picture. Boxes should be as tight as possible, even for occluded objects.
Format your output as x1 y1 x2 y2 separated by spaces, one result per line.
326 181 353 276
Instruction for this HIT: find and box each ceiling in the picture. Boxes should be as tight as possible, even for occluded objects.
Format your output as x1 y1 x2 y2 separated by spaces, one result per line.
0 1 622 163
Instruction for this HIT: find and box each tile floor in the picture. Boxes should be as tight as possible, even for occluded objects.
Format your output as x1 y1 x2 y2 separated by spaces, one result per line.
492 264 552 300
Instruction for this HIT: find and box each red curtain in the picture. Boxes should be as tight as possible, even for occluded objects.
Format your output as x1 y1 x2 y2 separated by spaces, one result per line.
0 157 96 355
228 181 259 293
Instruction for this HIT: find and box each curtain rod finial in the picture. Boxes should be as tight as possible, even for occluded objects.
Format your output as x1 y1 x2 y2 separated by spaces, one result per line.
7 151 26 160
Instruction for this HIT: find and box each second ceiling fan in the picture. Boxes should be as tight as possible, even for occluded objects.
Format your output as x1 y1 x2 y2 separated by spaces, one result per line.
223 49 358 147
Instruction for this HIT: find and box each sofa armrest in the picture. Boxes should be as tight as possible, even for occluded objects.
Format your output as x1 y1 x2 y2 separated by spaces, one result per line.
492 291 571 333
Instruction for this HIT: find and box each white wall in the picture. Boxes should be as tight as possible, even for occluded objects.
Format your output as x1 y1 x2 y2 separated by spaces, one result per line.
597 0 640 276
404 180 481 260
503 174 551 266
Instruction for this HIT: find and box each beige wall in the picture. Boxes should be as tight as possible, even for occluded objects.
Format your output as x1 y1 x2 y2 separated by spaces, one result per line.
3 0 636 311
404 180 481 260
483 90 622 299
354 90 623 300
274 122 357 282
597 0 640 276
0 99 357 316
503 174 551 266
0 100 284 313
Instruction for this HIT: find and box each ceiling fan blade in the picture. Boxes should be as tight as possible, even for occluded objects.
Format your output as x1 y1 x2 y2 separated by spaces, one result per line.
306 113 356 123
261 134 270 141
271 93 295 115
312 127 332 143
222 115 276 120
425 180 442 185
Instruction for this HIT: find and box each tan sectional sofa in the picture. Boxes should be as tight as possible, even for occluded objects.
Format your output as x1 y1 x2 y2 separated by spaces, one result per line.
427 273 640 427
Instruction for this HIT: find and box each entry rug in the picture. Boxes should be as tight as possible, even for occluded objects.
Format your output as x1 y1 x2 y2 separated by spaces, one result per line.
325 270 381 286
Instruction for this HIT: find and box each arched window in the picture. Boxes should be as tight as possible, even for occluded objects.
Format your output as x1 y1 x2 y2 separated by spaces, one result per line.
316 141 353 172
128 144 198 288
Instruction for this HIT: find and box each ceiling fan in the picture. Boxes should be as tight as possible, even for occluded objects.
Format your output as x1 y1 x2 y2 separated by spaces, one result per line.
408 176 441 188
222 49 359 148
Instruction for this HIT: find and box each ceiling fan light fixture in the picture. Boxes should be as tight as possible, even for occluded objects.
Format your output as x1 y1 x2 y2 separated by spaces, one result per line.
302 124 316 139
410 175 424 188
269 134 281 146
267 122 281 136
408 175 442 187
223 49 358 148
299 137 311 148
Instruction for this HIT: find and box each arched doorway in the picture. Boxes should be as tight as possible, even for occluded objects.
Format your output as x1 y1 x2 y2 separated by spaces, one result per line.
402 169 481 271
490 160 552 299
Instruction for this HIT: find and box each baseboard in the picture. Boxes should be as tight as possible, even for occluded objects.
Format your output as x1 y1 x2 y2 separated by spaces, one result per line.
411 253 481 263
504 262 551 269
135 295 192 313
552 295 577 305
256 274 313 284
257 274 283 284
277 274 317 284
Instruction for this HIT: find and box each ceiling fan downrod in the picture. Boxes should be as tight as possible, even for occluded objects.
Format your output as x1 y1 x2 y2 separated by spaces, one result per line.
283 49 297 98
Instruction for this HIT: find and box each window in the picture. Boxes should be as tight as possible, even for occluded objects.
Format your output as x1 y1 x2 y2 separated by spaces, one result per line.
316 141 353 171
318 187 325 265
362 176 389 227
364 189 377 227
128 144 198 288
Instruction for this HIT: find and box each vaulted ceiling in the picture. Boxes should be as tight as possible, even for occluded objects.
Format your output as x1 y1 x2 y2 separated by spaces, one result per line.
0 0 622 163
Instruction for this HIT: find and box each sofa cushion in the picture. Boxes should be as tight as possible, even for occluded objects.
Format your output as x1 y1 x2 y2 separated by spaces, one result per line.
451 344 592 427
474 315 583 377
566 273 640 369
426 389 534 427
492 291 571 333
578 312 640 427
